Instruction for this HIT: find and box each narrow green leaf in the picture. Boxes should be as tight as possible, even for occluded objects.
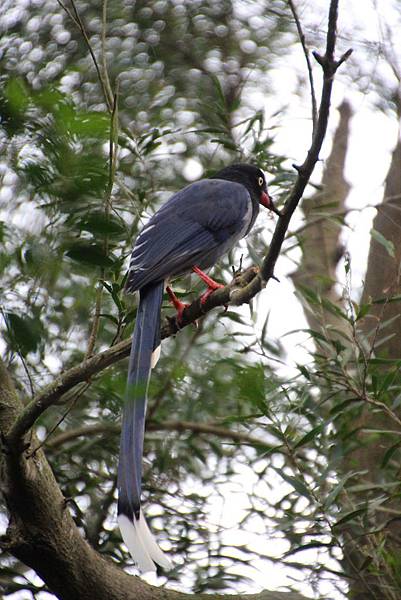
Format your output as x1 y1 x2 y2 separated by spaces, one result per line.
80 213 125 237
284 540 332 557
381 440 401 468
297 364 311 380
356 302 371 321
220 311 245 324
100 313 119 326
359 556 373 572
293 424 324 449
324 479 346 508
332 508 367 528
65 243 115 267
5 312 42 356
373 294 401 305
210 137 238 151
370 228 395 258
273 467 312 500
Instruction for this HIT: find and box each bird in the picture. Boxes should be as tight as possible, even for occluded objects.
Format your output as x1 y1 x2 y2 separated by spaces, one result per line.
117 163 279 573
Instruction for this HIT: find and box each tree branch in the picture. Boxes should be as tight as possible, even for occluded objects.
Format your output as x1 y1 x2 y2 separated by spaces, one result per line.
45 419 277 452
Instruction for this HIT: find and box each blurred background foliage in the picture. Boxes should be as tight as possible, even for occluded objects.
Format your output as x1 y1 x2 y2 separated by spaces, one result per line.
1 1 401 600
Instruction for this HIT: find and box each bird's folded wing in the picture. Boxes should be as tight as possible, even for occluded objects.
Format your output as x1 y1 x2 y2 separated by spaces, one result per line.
126 179 250 292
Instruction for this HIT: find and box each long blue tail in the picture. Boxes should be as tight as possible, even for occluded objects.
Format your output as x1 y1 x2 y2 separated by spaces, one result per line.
117 281 172 572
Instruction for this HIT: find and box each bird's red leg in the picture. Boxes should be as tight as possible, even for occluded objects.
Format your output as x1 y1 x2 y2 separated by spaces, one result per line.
166 285 190 324
192 266 225 305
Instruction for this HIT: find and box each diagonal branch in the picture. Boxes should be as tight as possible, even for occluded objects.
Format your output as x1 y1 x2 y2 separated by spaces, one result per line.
5 0 352 449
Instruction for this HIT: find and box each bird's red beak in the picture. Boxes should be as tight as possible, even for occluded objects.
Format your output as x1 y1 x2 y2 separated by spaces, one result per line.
260 191 282 216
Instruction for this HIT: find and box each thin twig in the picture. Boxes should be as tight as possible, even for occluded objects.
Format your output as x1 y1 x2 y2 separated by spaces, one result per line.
1 308 35 398
56 0 113 111
101 0 114 108
85 88 119 359
26 383 90 457
287 0 317 131
85 283 103 359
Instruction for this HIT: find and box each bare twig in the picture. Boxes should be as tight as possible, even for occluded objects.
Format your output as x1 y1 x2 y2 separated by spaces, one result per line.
85 283 103 359
85 90 119 358
27 382 90 456
101 0 114 109
287 0 317 130
56 0 113 111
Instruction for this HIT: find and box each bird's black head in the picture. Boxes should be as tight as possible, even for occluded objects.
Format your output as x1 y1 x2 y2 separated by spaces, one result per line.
211 163 280 215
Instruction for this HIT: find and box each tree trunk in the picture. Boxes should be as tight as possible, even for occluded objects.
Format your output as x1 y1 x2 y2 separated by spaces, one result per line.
292 100 401 599
291 100 352 332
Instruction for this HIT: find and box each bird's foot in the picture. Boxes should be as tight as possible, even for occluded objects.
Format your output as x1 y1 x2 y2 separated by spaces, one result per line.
199 284 225 305
192 266 225 305
166 286 190 325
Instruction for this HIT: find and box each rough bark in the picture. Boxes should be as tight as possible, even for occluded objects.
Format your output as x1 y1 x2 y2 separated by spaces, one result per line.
291 99 352 330
361 119 401 344
347 114 401 600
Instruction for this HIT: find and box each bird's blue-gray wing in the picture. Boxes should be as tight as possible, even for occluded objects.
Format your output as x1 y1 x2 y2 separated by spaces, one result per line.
126 178 251 292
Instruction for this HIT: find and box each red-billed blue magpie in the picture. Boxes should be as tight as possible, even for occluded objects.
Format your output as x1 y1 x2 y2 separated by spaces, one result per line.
118 163 278 572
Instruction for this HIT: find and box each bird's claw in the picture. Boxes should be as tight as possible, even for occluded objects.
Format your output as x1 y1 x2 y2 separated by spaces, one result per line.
166 286 190 327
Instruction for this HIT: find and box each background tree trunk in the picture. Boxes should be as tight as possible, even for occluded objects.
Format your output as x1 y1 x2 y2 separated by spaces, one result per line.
292 100 401 599
291 100 352 332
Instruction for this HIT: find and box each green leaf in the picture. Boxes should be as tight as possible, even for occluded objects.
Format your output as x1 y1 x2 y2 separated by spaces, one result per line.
5 77 29 113
381 440 401 468
101 280 124 313
356 302 371 321
284 540 333 557
210 137 238 151
332 507 367 528
69 112 110 139
65 243 115 267
324 482 344 508
99 313 119 326
370 229 395 258
297 364 311 380
211 75 227 107
220 311 246 324
373 294 401 305
323 472 368 508
293 424 324 449
5 312 42 356
358 556 373 572
80 213 125 237
0 77 30 133
273 467 312 500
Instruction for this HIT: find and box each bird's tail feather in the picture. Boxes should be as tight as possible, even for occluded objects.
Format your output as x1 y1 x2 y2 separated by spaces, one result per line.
118 281 171 571
118 511 173 573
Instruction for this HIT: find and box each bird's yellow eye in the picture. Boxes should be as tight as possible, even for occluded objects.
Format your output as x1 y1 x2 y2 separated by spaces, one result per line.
258 176 264 187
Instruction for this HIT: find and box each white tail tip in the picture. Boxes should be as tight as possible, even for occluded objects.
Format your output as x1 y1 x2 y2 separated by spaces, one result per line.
118 510 173 573
150 344 161 369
